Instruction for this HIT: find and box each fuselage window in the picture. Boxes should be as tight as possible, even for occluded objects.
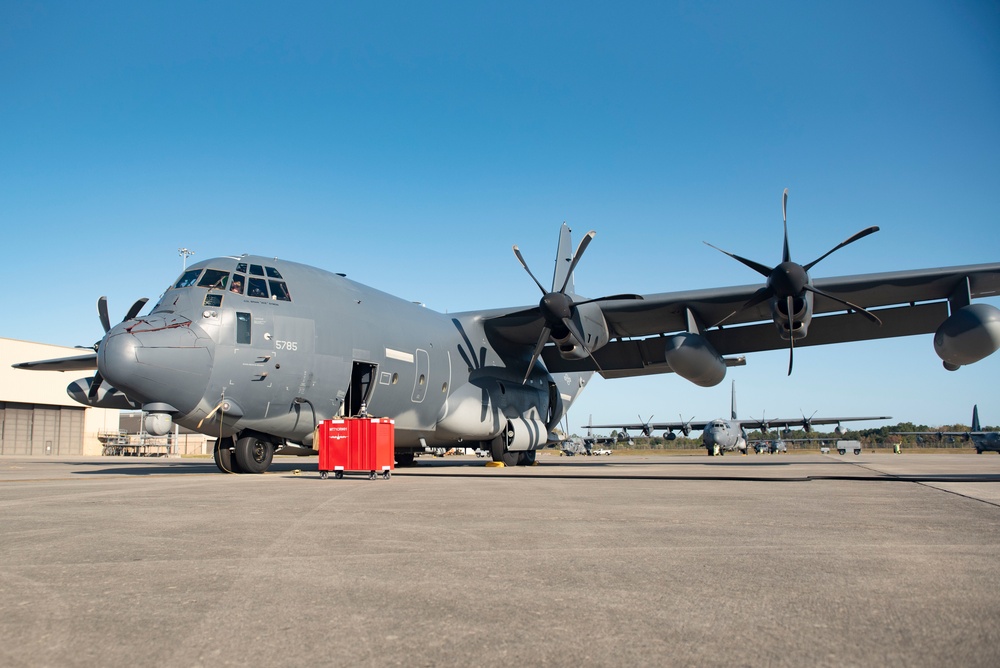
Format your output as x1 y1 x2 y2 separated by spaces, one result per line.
247 277 269 298
249 264 265 276
269 280 291 301
236 312 252 344
230 273 246 294
266 266 283 279
174 269 202 289
198 269 230 290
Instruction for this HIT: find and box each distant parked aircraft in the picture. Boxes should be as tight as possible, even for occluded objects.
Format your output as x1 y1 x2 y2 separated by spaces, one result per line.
893 406 1000 454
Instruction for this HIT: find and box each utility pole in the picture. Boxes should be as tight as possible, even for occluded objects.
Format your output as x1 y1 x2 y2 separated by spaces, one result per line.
178 247 195 270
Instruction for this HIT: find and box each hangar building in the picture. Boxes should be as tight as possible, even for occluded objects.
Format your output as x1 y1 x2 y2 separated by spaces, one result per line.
1 337 120 456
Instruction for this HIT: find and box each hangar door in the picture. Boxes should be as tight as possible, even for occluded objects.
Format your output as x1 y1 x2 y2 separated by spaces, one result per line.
0 403 85 455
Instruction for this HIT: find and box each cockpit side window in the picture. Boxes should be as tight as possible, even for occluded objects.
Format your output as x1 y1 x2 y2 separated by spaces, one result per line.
269 280 291 301
247 277 269 298
198 269 230 290
230 273 246 294
174 269 202 289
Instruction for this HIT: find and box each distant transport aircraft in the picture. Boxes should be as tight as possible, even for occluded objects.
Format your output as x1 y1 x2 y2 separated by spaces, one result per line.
12 190 1000 473
589 381 891 456
892 405 1000 454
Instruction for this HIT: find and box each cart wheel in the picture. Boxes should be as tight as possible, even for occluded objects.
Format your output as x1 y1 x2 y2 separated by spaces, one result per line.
320 471 328 479
383 471 391 479
369 470 376 480
335 471 343 479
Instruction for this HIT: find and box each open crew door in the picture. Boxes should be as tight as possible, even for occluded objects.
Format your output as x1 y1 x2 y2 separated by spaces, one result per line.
345 361 378 416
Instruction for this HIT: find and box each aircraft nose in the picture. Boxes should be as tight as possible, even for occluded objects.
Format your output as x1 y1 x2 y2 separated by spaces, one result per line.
98 314 215 412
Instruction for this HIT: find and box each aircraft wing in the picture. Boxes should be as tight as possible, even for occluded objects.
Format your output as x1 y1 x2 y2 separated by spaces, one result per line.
11 353 98 372
483 263 1000 378
743 416 892 430
588 420 714 433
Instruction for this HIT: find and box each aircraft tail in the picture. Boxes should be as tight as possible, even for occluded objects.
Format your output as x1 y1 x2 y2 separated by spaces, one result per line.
551 223 575 294
972 405 980 432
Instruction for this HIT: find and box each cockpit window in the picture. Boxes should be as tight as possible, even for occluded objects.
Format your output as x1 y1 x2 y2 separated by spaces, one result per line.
174 269 201 289
269 280 291 301
266 266 283 279
249 264 265 276
247 277 269 298
230 273 246 295
236 262 248 273
197 269 230 290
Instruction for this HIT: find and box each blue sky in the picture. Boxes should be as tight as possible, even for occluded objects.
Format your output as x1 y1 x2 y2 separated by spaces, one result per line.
3 1 999 432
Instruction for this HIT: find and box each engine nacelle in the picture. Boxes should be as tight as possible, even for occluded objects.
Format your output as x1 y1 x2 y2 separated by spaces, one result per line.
771 294 812 340
664 431 677 441
553 301 611 360
934 303 1000 370
663 333 726 387
834 424 848 436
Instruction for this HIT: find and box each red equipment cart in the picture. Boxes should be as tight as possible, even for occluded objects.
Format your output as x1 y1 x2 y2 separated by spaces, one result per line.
317 417 395 479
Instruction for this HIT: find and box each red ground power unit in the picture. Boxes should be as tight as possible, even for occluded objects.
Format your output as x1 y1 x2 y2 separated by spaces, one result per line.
318 417 395 479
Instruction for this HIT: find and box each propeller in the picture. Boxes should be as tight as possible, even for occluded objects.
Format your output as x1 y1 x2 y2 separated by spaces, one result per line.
513 229 642 384
678 414 695 437
638 414 654 437
86 295 149 400
705 188 881 375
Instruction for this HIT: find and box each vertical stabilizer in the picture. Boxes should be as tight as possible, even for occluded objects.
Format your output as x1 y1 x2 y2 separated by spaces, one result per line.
551 223 575 294
731 380 738 420
972 405 980 432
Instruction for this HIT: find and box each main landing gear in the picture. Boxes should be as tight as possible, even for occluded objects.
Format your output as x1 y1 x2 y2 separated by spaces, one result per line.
214 435 275 474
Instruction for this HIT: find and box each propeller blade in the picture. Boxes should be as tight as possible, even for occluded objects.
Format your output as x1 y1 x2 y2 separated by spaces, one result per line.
124 298 149 321
88 371 104 400
513 245 547 294
98 296 111 333
522 325 551 384
703 242 773 278
710 286 773 328
804 286 882 325
573 293 644 307
803 226 880 272
786 295 795 376
781 188 791 263
558 231 596 293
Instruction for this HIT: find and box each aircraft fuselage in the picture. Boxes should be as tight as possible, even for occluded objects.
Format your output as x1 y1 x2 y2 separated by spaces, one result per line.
95 255 588 459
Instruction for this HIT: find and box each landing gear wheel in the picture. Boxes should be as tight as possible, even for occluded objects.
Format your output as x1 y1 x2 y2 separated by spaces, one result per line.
214 437 237 474
234 436 274 474
489 436 519 466
521 450 536 466
395 452 415 467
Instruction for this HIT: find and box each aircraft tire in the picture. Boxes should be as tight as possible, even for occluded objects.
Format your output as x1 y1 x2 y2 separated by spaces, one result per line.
489 437 519 467
395 452 415 467
520 450 536 466
214 437 237 474
235 436 273 474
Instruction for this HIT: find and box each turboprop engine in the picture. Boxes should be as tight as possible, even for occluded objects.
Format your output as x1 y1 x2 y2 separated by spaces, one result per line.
663 333 726 387
934 303 1000 370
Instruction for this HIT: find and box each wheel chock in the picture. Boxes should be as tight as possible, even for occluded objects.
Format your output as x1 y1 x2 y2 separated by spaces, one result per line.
485 461 505 468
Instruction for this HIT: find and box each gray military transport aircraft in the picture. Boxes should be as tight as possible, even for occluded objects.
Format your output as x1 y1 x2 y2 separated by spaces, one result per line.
588 381 891 455
13 191 1000 473
893 405 1000 454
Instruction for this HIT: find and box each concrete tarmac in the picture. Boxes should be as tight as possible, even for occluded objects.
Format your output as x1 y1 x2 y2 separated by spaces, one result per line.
1 452 999 667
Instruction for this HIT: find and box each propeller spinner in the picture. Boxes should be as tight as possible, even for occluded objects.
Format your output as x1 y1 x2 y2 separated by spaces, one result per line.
705 188 881 375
